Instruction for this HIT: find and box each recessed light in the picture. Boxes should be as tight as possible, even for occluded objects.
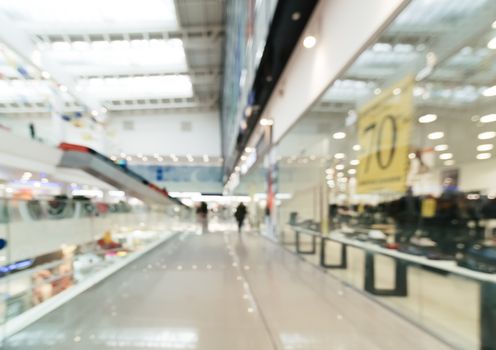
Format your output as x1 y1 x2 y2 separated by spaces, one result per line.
334 153 345 159
393 88 402 96
408 153 416 159
419 114 437 123
428 132 444 140
352 144 361 151
480 114 496 123
332 132 346 140
336 164 345 170
260 118 274 126
477 144 494 152
337 172 344 178
439 153 453 160
350 159 359 166
41 71 51 79
478 131 496 140
477 153 492 160
488 36 496 50
348 169 356 175
434 144 448 152
303 35 317 49
483 86 496 97
374 88 382 95
291 12 301 21
444 160 455 166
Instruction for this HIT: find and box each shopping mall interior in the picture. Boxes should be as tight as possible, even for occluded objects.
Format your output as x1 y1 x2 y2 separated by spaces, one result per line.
0 0 495 349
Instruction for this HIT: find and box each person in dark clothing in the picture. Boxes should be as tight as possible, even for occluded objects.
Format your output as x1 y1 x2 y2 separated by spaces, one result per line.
234 203 248 233
196 201 209 233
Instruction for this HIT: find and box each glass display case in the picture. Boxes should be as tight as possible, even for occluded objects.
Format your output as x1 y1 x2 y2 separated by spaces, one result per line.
273 0 496 348
0 197 190 341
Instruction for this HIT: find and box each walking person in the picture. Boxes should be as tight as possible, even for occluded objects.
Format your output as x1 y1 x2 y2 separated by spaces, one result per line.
196 201 209 234
234 202 247 233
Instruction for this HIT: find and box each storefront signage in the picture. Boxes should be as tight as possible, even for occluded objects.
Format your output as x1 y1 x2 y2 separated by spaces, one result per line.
356 77 414 194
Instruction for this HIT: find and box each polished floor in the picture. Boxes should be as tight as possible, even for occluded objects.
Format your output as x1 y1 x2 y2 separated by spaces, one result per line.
3 229 451 349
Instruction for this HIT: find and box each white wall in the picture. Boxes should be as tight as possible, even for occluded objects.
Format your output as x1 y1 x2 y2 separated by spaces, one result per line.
458 159 496 194
108 112 221 156
269 0 410 143
0 111 222 157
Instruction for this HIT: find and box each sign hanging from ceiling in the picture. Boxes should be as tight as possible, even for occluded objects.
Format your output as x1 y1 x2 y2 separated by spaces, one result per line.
356 76 414 194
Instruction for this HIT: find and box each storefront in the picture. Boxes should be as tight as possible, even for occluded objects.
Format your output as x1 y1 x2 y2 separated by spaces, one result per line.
261 0 496 349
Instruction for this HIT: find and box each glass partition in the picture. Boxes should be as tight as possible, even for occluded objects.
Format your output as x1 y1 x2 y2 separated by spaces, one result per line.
0 197 191 343
276 0 496 348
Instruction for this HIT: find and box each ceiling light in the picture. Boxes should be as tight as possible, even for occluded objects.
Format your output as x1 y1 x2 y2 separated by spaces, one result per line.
428 132 444 140
352 144 361 151
479 131 496 140
477 144 494 152
240 155 247 161
303 35 317 49
444 160 455 166
332 132 346 140
408 153 416 159
439 153 453 160
488 37 496 50
434 144 448 152
477 153 492 160
334 153 345 159
245 147 254 153
393 88 402 96
292 12 301 21
418 114 437 123
326 175 333 180
480 114 496 123
325 168 334 174
41 71 51 79
337 172 344 178
91 110 98 117
260 118 274 126
374 88 382 95
483 86 496 97
336 164 345 170
348 169 356 175
350 160 359 166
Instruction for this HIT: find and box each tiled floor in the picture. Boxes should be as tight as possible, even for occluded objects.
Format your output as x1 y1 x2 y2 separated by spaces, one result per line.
2 230 451 349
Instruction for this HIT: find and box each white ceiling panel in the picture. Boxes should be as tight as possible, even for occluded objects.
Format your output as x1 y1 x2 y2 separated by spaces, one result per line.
0 0 178 30
76 75 193 100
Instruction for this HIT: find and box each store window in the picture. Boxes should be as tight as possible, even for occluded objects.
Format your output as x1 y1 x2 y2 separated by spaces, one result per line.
276 0 496 348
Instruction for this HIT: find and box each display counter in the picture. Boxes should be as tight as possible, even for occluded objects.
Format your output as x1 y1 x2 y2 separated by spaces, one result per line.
285 224 495 350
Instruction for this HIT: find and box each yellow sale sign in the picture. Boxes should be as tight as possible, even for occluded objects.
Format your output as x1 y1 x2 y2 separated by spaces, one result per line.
356 77 414 194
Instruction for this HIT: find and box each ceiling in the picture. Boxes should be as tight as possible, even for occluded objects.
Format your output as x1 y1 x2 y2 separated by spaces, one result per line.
278 0 496 171
0 0 225 118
